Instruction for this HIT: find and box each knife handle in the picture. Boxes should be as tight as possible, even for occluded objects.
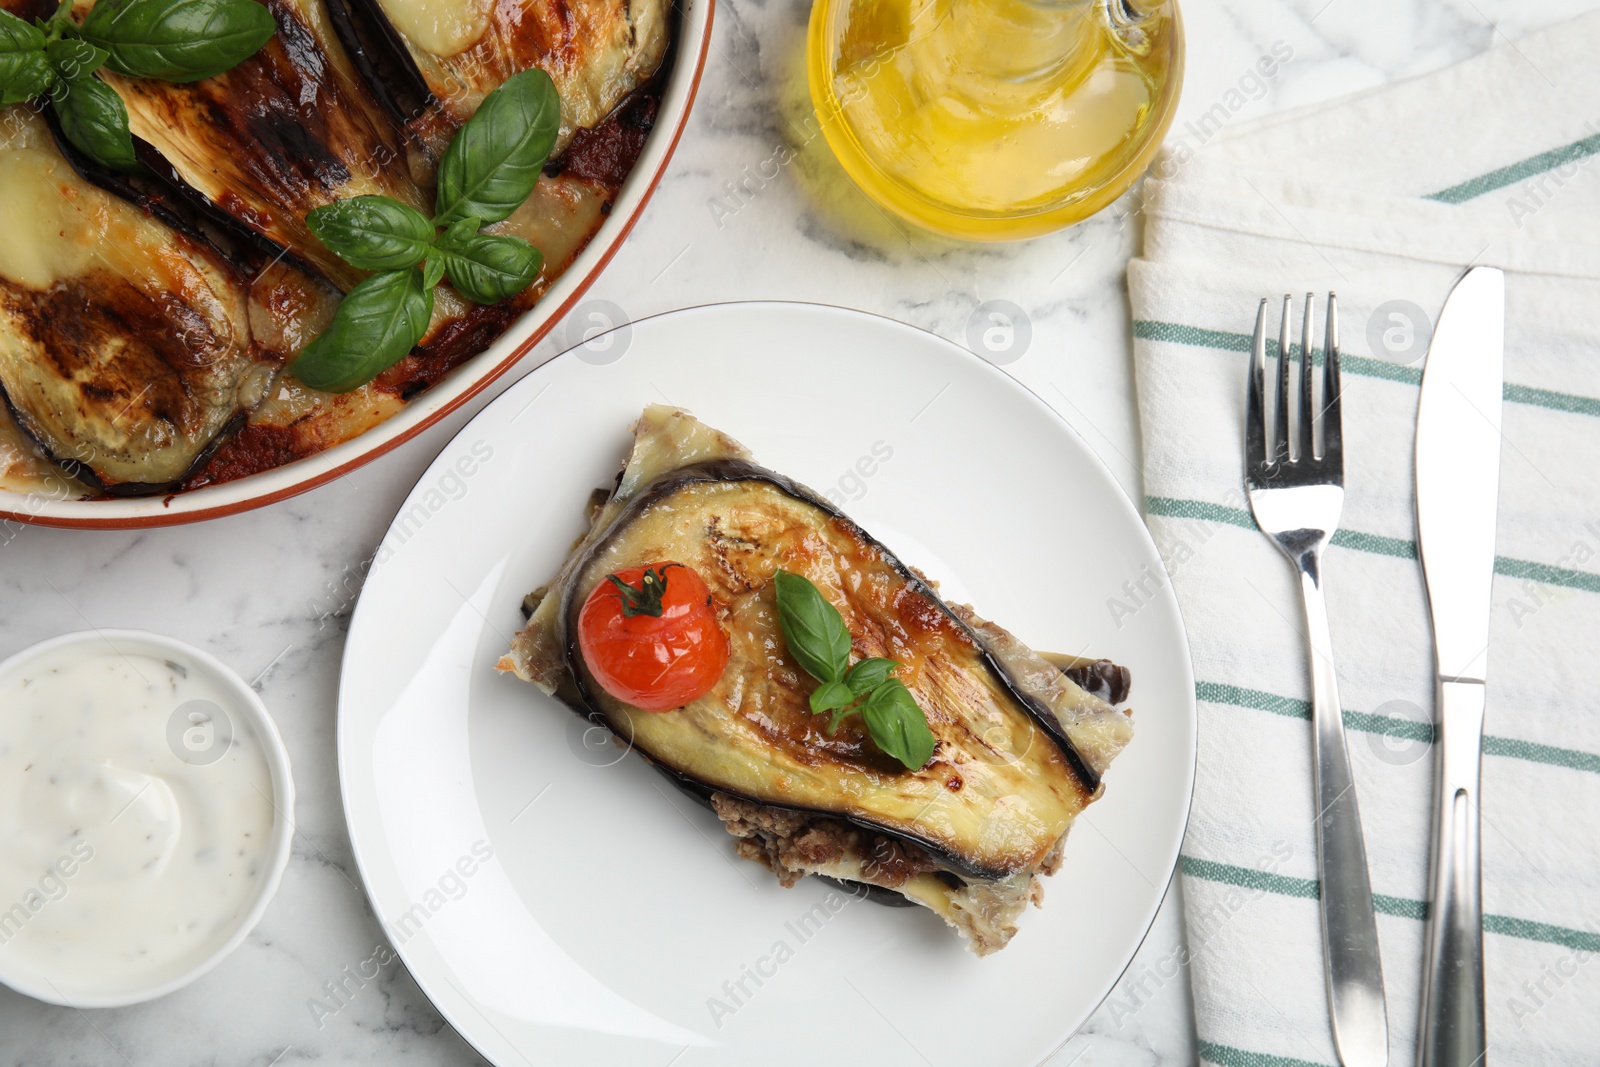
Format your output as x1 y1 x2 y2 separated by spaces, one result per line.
1418 678 1487 1067
1298 556 1389 1067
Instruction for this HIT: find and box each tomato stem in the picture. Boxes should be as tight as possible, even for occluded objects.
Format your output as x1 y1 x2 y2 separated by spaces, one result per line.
606 564 677 618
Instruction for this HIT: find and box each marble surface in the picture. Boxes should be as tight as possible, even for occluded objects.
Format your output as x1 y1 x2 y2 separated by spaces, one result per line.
1 0 1591 1063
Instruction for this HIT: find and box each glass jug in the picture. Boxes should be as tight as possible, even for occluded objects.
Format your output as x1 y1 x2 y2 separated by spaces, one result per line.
806 0 1183 240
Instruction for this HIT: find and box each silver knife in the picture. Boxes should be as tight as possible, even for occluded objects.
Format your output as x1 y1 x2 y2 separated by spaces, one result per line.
1415 265 1505 1067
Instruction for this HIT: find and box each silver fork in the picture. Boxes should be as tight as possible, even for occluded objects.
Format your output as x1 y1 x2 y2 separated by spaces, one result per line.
1246 293 1389 1067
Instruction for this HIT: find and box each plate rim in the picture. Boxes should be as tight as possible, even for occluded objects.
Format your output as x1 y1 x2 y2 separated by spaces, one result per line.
0 0 716 531
336 300 1199 1066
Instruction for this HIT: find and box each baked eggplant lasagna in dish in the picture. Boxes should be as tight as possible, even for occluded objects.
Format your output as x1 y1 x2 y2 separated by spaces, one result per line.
0 0 673 498
500 407 1135 955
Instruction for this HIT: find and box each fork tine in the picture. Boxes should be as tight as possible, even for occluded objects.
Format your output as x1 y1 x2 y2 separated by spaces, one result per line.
1275 294 1291 465
1323 292 1343 464
1246 298 1268 473
1300 291 1316 462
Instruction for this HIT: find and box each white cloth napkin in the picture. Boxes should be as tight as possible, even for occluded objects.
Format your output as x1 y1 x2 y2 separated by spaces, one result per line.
1127 12 1600 1066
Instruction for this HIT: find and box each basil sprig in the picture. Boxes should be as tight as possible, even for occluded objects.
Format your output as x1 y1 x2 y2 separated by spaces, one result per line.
291 68 559 393
0 0 274 171
772 569 936 771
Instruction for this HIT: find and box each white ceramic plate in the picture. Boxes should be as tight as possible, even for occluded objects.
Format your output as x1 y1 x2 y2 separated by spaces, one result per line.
0 0 712 530
338 303 1196 1067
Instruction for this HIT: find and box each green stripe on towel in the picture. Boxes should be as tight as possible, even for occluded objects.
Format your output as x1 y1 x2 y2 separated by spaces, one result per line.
1482 736 1600 775
1144 495 1419 560
1132 321 1423 385
1145 496 1600 594
1194 680 1600 777
1493 555 1600 594
1485 915 1600 952
1329 529 1415 560
1143 496 1254 530
1133 321 1251 352
1181 855 1318 899
1181 856 1417 918
1194 680 1432 742
1424 130 1600 204
1504 382 1600 418
1182 857 1422 918
1199 1040 1333 1067
1195 680 1309 720
1132 320 1600 415
1182 857 1600 949
1340 354 1424 385
1374 895 1429 921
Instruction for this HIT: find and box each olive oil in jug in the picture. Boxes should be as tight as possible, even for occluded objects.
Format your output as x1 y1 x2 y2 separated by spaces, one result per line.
807 0 1183 240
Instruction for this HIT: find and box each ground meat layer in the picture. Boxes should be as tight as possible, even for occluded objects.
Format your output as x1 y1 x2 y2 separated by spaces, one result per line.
709 793 944 890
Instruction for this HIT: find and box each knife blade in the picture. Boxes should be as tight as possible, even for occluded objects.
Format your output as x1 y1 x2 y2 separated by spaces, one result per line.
1416 265 1505 683
1414 264 1504 1067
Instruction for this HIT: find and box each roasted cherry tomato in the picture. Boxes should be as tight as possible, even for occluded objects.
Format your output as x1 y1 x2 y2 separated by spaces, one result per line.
577 562 730 711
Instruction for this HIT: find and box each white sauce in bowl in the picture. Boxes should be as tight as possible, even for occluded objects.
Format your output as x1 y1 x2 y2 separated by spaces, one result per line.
0 644 279 1000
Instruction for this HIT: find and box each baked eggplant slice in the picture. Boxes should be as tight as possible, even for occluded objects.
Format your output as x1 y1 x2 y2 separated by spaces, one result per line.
501 407 1134 953
0 107 329 493
59 0 432 290
346 0 670 153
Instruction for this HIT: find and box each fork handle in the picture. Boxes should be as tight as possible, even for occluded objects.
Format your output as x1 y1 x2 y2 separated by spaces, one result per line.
1418 679 1487 1067
1298 550 1390 1067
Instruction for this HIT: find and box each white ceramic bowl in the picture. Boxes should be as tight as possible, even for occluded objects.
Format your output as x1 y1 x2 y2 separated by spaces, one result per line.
0 0 713 530
0 629 296 1007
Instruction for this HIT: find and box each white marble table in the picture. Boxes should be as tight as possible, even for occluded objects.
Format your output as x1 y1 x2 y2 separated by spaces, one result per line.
1 1 1586 1063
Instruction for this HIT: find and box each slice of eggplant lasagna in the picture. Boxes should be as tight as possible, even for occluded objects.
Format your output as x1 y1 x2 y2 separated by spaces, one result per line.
499 406 1134 954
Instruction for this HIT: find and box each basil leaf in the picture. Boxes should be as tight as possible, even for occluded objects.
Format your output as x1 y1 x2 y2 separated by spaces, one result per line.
81 0 276 83
0 11 51 106
773 569 851 684
0 9 45 53
47 38 109 80
808 679 854 717
434 224 542 305
433 67 559 228
844 657 898 696
54 75 138 171
290 268 432 393
859 680 935 770
307 195 434 271
420 253 445 291
0 52 52 106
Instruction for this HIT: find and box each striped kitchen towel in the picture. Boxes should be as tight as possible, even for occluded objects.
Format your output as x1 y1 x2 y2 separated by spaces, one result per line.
1128 10 1600 1066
